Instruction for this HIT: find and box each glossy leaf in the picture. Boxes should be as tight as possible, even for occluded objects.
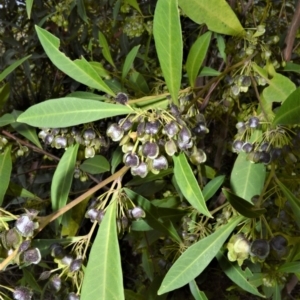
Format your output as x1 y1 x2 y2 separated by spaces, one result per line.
153 0 182 104
263 73 295 103
99 31 115 68
89 61 110 79
35 26 114 95
189 280 208 300
216 250 265 298
230 152 265 202
11 111 42 148
124 188 182 243
186 32 212 87
81 200 124 300
278 262 300 273
178 0 245 36
0 113 15 127
222 189 266 218
0 146 12 206
80 155 110 174
0 55 31 82
158 216 245 294
51 144 79 224
273 88 300 125
122 45 140 80
25 0 33 18
67 91 107 101
17 98 132 127
276 179 300 228
173 153 211 217
202 175 225 201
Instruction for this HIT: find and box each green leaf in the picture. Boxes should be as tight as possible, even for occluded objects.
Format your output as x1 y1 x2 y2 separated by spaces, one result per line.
142 247 154 281
129 70 150 94
153 0 182 104
99 31 116 68
0 55 31 82
67 91 107 101
216 34 226 61
17 98 132 128
51 144 79 225
89 61 110 79
222 189 266 218
124 0 142 14
230 152 266 202
124 188 182 243
202 175 225 201
0 113 15 127
158 216 245 294
189 280 208 300
122 45 140 80
216 250 265 298
76 0 88 23
22 269 42 292
198 67 221 77
35 26 114 96
7 182 42 201
273 88 300 125
263 73 295 103
178 0 245 36
111 147 123 174
278 262 300 273
173 153 211 217
11 111 42 148
81 200 124 300
0 146 12 206
124 290 146 300
0 82 10 110
186 32 212 87
25 0 34 19
80 155 110 174
283 62 300 74
276 179 300 228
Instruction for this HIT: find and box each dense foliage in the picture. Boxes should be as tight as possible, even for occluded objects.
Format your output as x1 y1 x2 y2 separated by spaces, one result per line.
1 0 300 299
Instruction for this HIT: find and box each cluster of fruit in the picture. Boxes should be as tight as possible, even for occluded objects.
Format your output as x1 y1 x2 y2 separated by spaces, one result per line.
48 1 73 30
106 100 208 177
123 14 147 38
38 126 108 159
232 115 300 165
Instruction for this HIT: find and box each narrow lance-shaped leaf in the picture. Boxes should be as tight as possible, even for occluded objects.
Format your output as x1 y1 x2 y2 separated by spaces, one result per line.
81 200 124 300
35 26 115 96
25 0 33 19
153 0 182 105
186 32 212 87
17 98 133 128
202 175 225 201
0 114 15 127
0 146 12 206
80 155 110 174
273 88 300 125
178 0 245 36
99 31 116 68
158 216 245 295
0 55 31 82
51 144 79 224
189 280 208 300
216 250 265 298
173 153 211 217
122 45 140 80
